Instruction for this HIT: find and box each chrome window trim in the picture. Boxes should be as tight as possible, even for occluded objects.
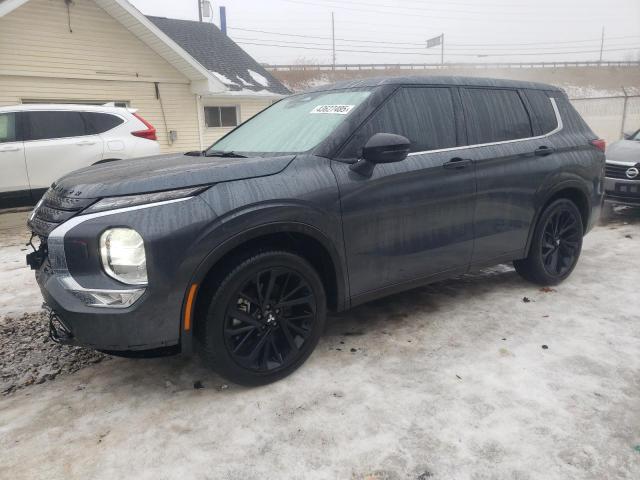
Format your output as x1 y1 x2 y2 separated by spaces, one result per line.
407 97 562 157
47 196 192 307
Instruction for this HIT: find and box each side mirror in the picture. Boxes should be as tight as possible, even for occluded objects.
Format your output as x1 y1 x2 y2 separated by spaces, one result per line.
350 133 411 176
623 131 633 140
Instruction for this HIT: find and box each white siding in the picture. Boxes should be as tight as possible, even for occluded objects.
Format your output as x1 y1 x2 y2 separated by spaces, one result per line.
0 0 187 83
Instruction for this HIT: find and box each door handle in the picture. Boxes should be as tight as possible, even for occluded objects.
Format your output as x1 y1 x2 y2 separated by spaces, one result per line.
534 146 555 157
0 145 20 152
443 157 472 170
76 140 96 146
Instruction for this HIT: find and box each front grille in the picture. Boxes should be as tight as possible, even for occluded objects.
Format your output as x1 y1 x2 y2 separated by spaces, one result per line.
605 163 639 180
27 188 95 237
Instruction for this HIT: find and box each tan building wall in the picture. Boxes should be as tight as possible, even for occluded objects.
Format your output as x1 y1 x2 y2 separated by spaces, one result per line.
0 0 201 153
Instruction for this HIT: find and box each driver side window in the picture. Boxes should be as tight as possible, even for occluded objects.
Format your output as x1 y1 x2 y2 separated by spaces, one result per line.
339 86 457 158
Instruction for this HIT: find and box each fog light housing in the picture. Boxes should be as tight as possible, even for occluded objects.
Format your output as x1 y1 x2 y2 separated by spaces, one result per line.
100 228 147 285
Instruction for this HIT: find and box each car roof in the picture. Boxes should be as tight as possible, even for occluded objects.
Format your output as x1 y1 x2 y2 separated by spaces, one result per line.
302 75 563 93
0 104 136 114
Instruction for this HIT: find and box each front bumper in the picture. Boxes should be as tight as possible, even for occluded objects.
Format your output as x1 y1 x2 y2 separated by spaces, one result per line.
29 195 217 351
604 176 640 206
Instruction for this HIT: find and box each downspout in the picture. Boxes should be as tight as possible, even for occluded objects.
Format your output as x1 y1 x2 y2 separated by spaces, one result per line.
195 94 204 151
154 82 172 147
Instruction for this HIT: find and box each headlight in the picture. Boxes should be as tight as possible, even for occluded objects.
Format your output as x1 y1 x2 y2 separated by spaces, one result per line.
83 186 205 214
100 228 147 285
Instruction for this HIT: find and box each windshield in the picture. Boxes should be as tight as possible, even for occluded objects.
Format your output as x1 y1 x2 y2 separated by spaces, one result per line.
631 130 640 141
207 89 372 155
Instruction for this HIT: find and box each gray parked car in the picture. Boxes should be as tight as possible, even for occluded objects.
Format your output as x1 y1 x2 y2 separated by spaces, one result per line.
604 129 640 207
26 76 604 385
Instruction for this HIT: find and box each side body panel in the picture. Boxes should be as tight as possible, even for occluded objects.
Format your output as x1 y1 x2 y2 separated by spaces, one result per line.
331 151 476 300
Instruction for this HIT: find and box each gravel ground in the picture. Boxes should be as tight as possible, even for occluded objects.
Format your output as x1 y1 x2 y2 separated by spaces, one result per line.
0 208 639 479
0 311 107 395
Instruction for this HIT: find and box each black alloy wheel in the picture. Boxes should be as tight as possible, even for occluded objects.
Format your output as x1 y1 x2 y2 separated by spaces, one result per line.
539 208 582 277
224 267 316 372
514 199 584 285
199 251 326 385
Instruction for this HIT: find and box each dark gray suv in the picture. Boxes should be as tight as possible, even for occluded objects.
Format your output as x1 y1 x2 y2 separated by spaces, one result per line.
27 76 605 385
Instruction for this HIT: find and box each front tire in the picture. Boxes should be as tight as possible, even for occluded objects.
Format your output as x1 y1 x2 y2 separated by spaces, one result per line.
514 199 584 285
198 251 326 386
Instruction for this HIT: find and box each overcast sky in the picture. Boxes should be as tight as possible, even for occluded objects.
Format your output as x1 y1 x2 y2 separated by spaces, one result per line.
129 0 640 65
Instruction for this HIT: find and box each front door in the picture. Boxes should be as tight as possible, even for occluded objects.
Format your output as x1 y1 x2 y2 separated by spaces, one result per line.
23 110 103 198
331 86 476 300
0 112 30 207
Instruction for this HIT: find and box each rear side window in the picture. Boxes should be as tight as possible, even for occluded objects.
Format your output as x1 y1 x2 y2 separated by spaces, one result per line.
461 88 532 144
524 90 558 134
0 113 17 143
83 112 124 134
26 111 88 141
340 87 457 157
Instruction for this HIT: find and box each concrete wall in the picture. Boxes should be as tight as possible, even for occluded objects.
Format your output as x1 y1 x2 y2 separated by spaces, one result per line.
271 66 640 143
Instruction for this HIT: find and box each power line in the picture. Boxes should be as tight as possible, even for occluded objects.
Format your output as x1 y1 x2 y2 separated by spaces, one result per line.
280 0 620 23
280 0 596 18
229 27 640 49
236 40 640 57
231 35 638 53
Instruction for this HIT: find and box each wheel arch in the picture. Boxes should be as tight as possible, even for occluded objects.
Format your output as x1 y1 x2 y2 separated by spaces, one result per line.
523 180 591 256
183 222 348 345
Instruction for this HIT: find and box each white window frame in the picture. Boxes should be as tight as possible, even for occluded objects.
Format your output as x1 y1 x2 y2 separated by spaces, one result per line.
204 105 240 129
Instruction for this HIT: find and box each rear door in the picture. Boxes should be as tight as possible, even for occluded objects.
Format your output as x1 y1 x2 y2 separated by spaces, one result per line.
460 87 555 263
332 86 477 300
23 110 104 197
0 112 31 207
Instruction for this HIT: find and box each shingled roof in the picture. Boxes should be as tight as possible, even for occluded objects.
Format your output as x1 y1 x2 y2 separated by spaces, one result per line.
147 16 290 96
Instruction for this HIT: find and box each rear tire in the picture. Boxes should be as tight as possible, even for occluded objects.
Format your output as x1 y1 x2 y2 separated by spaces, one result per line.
514 199 584 285
198 251 326 386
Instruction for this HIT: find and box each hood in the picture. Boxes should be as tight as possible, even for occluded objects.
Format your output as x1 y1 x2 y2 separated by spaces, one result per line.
606 140 640 163
52 153 296 198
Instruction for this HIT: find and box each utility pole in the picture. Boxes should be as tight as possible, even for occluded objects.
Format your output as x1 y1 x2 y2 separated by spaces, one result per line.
197 0 202 22
441 33 444 66
599 26 605 63
620 86 629 139
331 12 336 70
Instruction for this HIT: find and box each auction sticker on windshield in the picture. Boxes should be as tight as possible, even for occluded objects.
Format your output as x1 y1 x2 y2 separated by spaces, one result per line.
310 104 355 115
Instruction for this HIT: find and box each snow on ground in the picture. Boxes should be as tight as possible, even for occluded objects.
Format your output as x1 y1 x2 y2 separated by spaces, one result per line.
248 69 270 87
0 211 43 317
0 209 639 479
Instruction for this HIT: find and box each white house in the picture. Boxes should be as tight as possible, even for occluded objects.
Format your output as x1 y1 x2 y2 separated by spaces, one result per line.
0 0 290 153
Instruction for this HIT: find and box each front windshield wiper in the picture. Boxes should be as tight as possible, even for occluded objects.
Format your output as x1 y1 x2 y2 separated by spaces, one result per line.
205 150 247 158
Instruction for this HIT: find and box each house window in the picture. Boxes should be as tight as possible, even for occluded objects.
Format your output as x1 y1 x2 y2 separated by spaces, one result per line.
205 106 238 128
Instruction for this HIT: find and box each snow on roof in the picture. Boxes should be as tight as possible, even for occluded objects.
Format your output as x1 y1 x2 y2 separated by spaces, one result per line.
211 71 238 87
248 69 270 88
147 16 289 96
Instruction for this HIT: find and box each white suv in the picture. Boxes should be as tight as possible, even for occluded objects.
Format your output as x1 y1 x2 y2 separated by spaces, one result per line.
0 104 160 208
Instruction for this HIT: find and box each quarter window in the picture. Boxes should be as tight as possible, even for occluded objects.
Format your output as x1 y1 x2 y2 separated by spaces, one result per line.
83 112 125 134
205 106 238 128
26 111 88 141
341 87 457 157
524 90 558 135
461 88 533 144
0 113 17 143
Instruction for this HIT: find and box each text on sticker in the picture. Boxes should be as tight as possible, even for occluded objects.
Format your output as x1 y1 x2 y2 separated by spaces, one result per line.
310 105 355 115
